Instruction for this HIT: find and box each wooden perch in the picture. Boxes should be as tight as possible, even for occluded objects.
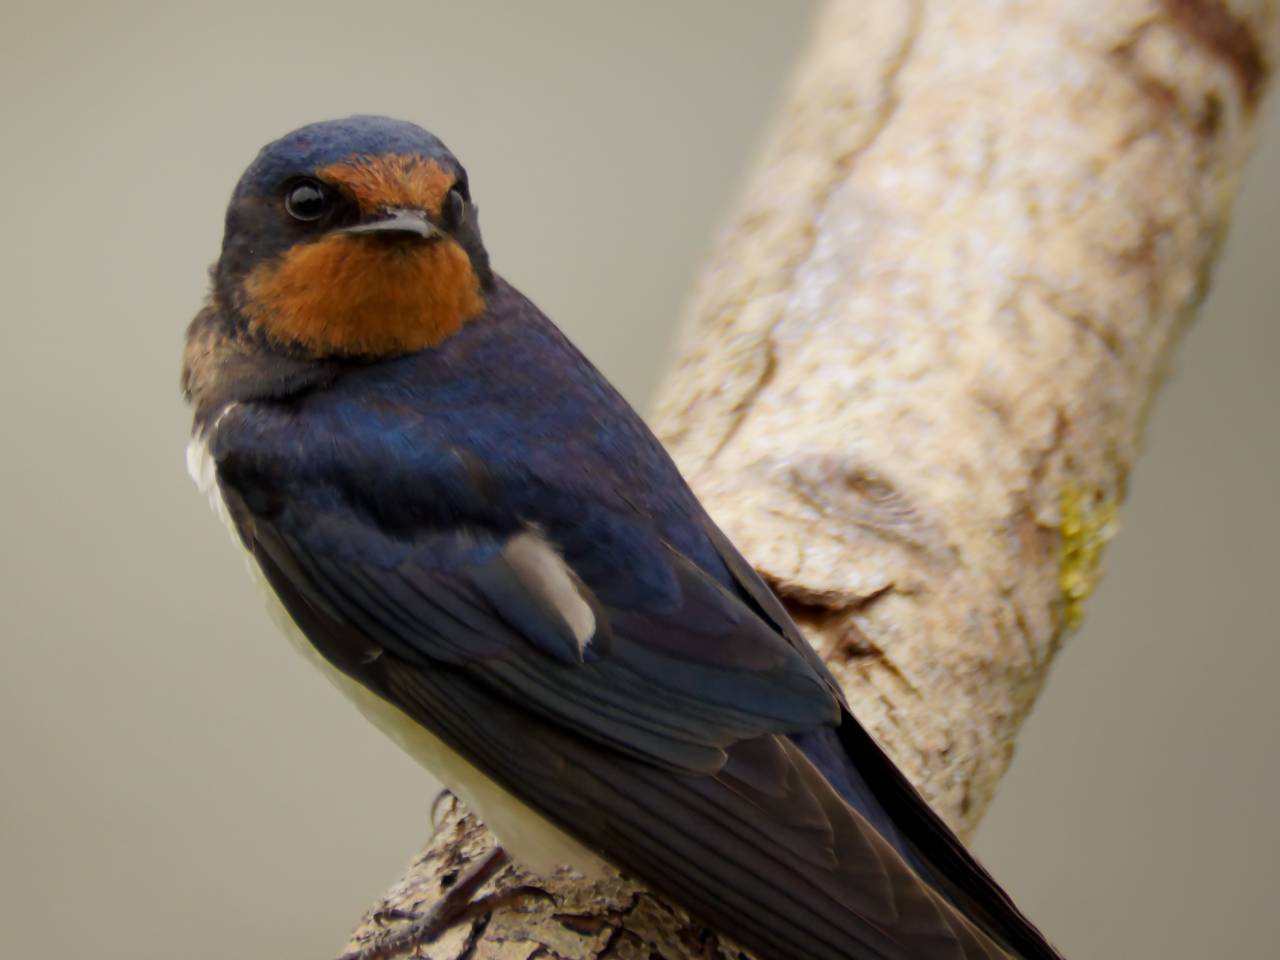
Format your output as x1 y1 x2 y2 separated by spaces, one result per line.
339 1 1277 957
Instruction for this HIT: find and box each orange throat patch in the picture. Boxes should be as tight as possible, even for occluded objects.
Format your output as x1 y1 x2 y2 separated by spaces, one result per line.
243 234 484 357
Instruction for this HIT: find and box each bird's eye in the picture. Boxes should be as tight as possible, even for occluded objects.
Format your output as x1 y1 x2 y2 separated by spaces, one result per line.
284 179 330 222
442 185 466 229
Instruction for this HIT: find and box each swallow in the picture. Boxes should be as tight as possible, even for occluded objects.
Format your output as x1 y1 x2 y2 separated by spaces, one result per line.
182 116 1063 960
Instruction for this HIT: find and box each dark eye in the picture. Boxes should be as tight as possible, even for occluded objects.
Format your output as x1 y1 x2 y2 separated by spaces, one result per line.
442 185 466 229
284 179 330 222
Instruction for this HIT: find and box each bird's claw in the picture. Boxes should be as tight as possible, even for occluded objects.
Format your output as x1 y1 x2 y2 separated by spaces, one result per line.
337 846 555 960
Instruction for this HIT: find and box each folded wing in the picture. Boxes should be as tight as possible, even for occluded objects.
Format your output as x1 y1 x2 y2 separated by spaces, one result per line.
221 480 1013 960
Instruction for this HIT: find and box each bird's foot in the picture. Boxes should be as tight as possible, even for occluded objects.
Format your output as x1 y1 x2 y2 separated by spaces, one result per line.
337 846 549 960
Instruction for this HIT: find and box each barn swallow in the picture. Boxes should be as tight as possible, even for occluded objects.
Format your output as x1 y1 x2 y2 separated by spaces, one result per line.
182 116 1063 960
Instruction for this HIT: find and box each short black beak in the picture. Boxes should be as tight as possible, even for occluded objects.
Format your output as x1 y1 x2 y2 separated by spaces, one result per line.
340 208 440 240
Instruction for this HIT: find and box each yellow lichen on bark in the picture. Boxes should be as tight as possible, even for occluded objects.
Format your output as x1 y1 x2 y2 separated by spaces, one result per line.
1058 486 1120 630
340 2 1277 957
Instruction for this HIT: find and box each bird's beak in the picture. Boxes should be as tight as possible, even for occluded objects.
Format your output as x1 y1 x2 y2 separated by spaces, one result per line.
340 208 440 240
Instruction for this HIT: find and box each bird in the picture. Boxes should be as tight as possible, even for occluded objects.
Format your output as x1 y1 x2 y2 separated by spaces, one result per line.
182 115 1064 960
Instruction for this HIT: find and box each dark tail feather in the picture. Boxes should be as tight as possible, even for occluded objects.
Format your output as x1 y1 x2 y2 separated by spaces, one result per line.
836 714 1066 960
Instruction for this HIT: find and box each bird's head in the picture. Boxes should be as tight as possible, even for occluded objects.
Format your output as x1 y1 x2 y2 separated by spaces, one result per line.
214 115 491 359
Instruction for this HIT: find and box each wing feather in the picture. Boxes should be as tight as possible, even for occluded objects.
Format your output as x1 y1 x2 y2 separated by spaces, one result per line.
231 487 1013 960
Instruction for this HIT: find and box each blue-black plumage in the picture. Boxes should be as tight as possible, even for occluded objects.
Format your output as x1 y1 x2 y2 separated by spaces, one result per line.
183 116 1064 960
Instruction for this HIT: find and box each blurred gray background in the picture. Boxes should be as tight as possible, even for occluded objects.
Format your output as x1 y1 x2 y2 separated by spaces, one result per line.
2 2 1276 957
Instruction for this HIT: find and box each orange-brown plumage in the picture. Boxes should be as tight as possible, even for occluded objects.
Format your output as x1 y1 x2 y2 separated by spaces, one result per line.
318 154 455 217
243 232 483 357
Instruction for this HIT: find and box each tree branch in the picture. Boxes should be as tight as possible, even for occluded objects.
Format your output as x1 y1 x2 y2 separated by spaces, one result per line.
339 2 1277 957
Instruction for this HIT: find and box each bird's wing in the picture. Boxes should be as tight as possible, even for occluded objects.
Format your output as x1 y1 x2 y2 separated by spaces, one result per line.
219 478 1010 960
251 507 838 775
701 519 1064 960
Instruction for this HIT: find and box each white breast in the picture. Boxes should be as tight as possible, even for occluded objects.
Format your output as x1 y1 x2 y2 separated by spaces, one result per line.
187 430 607 879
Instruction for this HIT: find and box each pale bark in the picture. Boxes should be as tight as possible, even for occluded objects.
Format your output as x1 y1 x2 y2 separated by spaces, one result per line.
340 2 1278 957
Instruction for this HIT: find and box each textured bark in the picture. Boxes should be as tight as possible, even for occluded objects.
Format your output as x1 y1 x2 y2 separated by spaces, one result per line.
340 2 1277 957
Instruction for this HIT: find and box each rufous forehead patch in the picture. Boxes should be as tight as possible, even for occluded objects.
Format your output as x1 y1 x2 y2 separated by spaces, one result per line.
318 154 455 215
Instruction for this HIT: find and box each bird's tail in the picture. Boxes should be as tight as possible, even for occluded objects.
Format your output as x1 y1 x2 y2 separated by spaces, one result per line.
833 714 1066 960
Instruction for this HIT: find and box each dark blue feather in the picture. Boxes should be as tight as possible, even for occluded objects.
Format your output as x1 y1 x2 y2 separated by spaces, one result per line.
208 275 1060 960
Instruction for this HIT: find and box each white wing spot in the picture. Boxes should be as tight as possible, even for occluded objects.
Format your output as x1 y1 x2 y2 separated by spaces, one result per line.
504 531 596 654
